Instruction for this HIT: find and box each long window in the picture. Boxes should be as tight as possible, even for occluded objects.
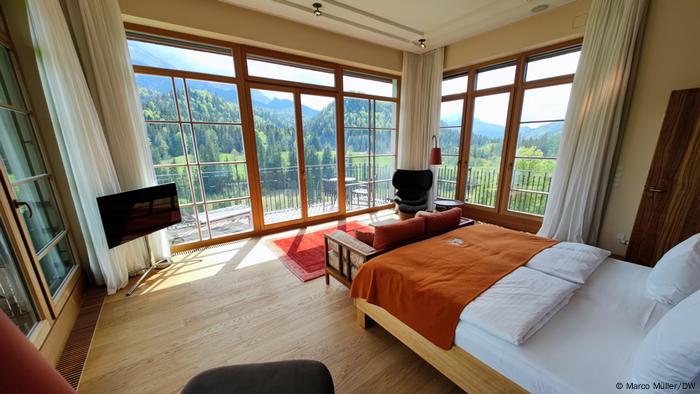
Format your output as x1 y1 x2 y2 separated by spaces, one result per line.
438 42 580 228
343 72 398 211
0 13 80 342
129 38 252 246
127 27 399 250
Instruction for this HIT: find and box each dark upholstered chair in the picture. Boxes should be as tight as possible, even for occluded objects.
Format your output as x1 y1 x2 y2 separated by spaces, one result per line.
392 169 433 219
181 360 334 394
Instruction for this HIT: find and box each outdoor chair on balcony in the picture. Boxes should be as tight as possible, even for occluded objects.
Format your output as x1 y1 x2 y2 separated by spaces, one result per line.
392 169 433 220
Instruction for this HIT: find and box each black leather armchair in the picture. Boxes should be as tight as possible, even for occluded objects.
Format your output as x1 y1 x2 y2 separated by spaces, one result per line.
392 169 433 219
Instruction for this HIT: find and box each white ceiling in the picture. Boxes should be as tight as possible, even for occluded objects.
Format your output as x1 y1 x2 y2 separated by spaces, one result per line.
219 0 574 53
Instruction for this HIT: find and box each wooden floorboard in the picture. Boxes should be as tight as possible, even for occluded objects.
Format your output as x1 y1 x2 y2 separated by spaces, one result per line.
79 211 462 394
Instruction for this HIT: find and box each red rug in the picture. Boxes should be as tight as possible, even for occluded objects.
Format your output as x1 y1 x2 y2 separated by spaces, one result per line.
271 221 372 281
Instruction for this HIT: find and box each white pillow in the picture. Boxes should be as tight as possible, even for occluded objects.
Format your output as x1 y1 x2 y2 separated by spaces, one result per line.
646 233 700 305
526 242 610 284
630 289 700 390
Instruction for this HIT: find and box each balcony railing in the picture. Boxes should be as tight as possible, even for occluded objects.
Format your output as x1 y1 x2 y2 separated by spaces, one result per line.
163 162 555 245
165 163 396 244
257 163 395 213
436 166 553 216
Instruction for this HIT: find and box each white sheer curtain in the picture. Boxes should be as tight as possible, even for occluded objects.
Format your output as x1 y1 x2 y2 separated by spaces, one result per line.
27 0 147 293
397 48 444 208
538 0 648 244
70 0 169 262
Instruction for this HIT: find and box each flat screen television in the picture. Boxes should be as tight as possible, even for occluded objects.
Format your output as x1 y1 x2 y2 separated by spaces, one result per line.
97 183 181 249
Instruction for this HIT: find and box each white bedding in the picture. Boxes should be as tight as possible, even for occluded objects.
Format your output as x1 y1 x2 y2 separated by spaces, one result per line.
459 240 606 346
526 241 611 284
460 267 579 345
455 258 672 394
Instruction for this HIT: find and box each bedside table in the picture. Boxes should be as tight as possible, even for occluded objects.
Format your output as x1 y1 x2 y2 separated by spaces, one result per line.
434 198 466 211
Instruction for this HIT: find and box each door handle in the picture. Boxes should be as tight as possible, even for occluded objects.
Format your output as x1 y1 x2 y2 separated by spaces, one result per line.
647 187 665 193
13 200 33 218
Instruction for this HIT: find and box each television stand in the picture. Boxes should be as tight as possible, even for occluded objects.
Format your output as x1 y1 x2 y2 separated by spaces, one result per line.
126 258 170 297
125 238 200 296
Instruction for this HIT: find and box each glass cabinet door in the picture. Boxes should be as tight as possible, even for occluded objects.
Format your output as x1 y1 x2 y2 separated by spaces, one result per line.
0 43 78 312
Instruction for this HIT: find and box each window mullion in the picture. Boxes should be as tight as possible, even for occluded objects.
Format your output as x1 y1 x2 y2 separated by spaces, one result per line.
497 55 526 215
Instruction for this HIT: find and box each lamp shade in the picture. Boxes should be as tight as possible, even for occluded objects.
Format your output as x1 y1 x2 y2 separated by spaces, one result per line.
429 147 442 165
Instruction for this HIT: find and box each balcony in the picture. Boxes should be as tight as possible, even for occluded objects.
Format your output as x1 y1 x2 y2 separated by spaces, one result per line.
436 165 553 216
166 163 395 245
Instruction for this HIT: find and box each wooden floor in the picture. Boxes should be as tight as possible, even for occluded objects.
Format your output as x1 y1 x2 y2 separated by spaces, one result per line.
79 210 462 393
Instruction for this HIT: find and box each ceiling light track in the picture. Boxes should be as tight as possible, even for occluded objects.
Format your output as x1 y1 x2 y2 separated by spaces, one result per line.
321 0 424 36
271 0 414 44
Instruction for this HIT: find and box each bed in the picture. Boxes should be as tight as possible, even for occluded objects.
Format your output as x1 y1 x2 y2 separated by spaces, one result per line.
455 258 670 393
352 225 673 393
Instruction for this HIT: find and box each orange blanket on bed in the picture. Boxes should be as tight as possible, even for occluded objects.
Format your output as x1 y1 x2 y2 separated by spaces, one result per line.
349 223 559 349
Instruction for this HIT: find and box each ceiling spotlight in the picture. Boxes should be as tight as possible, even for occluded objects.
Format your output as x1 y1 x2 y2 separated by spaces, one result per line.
418 39 426 49
313 3 322 16
531 4 549 13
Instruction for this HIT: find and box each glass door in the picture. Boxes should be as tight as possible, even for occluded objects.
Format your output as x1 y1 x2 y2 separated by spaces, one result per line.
250 87 340 226
343 98 397 211
300 93 338 217
250 88 303 225
465 92 511 208
0 43 78 314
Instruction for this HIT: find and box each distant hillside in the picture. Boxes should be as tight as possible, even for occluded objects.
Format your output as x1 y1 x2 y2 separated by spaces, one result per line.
439 118 563 140
134 74 319 117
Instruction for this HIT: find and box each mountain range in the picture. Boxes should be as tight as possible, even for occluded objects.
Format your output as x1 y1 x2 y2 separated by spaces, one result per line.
134 73 320 118
441 117 562 140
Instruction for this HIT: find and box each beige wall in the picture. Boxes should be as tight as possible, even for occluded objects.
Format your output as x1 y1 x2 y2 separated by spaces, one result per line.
118 0 403 74
598 0 700 255
444 0 591 70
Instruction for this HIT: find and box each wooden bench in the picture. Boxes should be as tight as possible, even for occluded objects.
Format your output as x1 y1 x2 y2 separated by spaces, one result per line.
324 217 474 287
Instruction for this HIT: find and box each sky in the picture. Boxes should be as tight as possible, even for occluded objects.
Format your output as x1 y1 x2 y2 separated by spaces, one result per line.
441 85 572 128
440 51 579 126
128 40 235 77
247 58 334 87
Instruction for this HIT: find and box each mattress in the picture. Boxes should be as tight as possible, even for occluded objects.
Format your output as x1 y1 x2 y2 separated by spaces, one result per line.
454 258 672 394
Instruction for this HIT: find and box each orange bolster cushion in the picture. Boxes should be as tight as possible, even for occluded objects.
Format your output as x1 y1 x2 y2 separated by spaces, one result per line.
354 229 375 246
373 216 426 250
417 207 462 234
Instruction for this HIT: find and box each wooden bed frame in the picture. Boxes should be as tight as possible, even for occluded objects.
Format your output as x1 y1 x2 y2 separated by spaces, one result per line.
354 298 527 393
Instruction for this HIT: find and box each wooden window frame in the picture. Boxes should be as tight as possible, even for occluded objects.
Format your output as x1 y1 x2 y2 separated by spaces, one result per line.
124 23 400 253
342 97 399 213
0 15 81 343
245 82 343 230
436 97 466 199
140 74 253 244
441 38 582 232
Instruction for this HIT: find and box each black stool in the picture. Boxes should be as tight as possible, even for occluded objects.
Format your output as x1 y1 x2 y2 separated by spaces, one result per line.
181 360 334 394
